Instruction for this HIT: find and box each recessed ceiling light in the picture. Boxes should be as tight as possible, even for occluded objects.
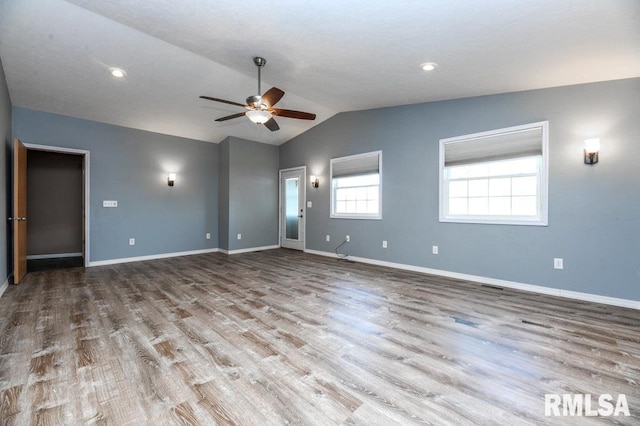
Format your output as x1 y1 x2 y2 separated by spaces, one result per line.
109 67 126 78
420 62 438 72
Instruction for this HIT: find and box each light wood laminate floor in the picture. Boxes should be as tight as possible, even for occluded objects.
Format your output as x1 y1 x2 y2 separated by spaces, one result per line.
0 249 638 425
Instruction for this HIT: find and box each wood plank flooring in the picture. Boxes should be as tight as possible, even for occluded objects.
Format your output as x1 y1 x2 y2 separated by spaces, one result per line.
0 249 639 425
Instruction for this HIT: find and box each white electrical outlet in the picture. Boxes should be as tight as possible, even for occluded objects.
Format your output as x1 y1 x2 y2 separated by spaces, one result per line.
129 238 135 246
345 235 350 242
237 233 242 240
554 258 564 269
103 200 118 208
382 240 387 248
432 245 439 254
326 235 330 242
206 233 211 240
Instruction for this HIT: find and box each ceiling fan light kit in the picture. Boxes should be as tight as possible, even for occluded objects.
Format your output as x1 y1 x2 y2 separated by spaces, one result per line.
246 109 272 124
199 56 316 132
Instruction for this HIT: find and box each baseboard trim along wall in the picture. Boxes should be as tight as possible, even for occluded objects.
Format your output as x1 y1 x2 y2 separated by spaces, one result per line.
88 248 219 267
304 249 640 310
27 252 83 260
218 245 280 255
88 245 281 267
0 275 10 299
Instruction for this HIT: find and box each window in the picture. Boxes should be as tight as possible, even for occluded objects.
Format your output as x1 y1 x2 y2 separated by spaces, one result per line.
331 151 382 219
439 121 548 226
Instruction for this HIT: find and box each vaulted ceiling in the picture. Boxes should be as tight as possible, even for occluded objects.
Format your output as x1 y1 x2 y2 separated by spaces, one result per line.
1 0 639 145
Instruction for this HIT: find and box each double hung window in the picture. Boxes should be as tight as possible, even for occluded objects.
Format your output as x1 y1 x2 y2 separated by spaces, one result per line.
330 151 382 219
439 122 548 226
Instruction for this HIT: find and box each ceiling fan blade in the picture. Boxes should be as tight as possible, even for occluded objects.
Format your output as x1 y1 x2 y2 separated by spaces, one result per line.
261 87 285 107
264 118 280 131
200 95 247 108
271 108 316 120
215 112 247 122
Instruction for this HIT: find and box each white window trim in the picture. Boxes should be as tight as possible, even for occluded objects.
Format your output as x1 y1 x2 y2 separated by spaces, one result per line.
330 150 382 220
439 121 549 226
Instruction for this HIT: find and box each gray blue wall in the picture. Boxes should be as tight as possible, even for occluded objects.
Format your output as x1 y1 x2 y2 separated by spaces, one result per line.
280 78 640 302
12 108 219 263
0 58 11 284
218 139 230 250
218 136 279 251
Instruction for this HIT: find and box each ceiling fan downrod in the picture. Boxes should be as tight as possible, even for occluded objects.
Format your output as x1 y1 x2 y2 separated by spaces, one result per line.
252 57 267 105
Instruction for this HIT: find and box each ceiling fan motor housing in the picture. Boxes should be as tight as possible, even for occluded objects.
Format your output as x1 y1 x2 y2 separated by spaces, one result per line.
246 95 263 107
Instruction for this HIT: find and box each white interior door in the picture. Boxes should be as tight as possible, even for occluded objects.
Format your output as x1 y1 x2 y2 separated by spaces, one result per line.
280 168 305 250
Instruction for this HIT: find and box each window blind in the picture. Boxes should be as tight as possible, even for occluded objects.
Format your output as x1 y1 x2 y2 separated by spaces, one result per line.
332 152 380 178
444 127 543 167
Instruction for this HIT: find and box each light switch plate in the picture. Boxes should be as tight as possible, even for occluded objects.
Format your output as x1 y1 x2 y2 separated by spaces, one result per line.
307 201 312 208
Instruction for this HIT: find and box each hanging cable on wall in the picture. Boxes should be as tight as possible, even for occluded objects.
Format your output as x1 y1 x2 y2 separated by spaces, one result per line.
334 238 350 262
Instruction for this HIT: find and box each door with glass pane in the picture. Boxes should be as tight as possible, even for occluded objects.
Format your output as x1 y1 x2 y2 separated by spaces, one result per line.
280 168 305 250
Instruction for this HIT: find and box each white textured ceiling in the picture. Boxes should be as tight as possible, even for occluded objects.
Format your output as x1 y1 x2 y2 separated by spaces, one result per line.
1 0 639 145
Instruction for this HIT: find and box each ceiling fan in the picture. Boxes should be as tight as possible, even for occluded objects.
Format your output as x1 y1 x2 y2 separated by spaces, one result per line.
200 57 316 131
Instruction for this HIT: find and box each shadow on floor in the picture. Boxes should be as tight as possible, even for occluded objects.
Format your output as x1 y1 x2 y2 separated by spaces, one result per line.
28 257 84 272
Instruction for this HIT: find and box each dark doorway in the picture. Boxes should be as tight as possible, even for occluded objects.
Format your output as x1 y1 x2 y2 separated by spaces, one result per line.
26 150 84 272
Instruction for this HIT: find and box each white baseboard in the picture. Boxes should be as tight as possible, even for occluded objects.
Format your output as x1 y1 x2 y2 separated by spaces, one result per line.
219 245 280 255
27 252 83 260
88 248 219 267
304 249 640 310
0 275 10 299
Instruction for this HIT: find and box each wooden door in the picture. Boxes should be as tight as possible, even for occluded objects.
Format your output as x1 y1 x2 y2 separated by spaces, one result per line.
13 138 27 283
82 159 86 263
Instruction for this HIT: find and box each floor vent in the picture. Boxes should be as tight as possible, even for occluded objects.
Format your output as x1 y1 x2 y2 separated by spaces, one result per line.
453 317 479 328
481 284 503 290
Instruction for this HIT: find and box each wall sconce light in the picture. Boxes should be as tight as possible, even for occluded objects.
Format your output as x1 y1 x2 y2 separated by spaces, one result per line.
584 138 600 165
310 175 319 189
167 173 176 186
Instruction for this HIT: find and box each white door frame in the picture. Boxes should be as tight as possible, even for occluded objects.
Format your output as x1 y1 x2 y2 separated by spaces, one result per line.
278 166 306 250
24 143 91 267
